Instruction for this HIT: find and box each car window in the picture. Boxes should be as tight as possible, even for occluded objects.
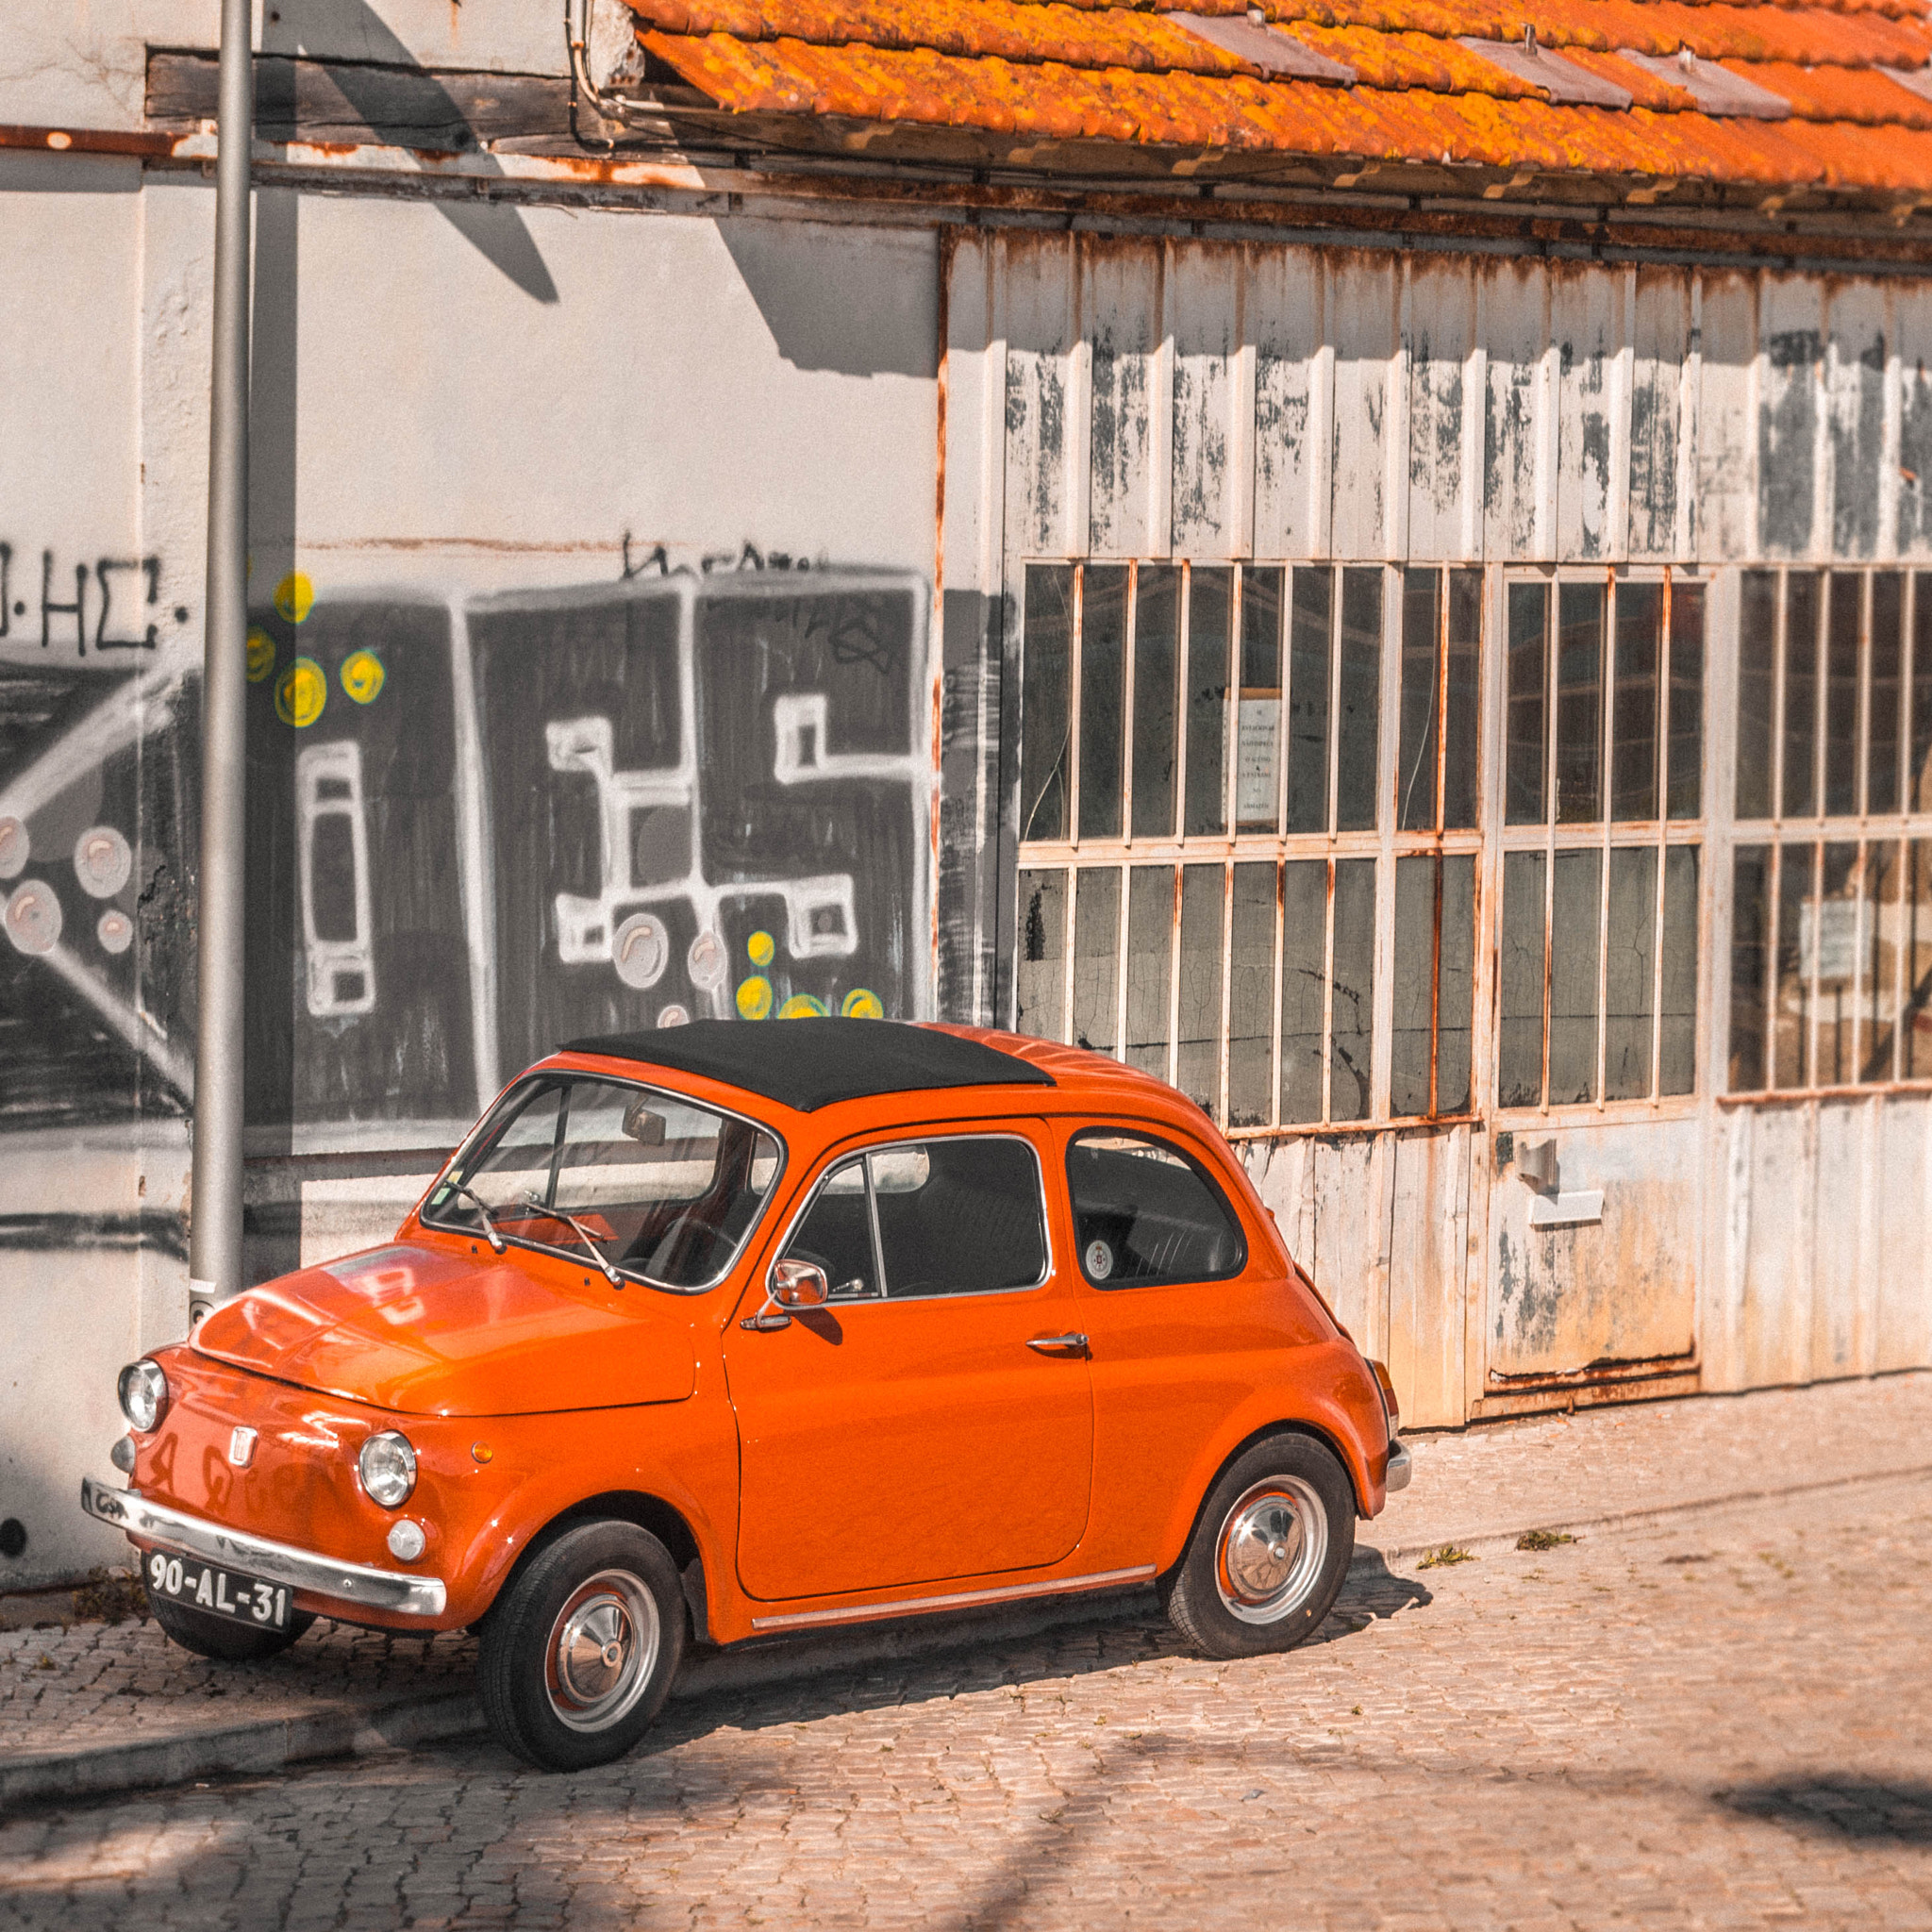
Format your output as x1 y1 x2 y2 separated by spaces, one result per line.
423 1074 782 1291
1065 1130 1245 1289
780 1135 1049 1302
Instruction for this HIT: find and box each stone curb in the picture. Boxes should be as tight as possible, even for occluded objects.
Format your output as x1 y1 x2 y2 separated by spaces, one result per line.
7 1459 1925 1811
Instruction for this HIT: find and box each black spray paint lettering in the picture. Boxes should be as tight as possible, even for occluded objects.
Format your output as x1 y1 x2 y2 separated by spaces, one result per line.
0 549 186 655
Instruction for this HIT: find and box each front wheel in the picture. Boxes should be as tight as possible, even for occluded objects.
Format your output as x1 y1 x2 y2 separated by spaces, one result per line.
1164 1434 1356 1659
146 1584 316 1661
478 1521 685 1772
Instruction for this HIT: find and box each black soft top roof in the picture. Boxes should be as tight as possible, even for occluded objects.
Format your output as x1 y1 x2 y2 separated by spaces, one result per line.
559 1019 1056 1112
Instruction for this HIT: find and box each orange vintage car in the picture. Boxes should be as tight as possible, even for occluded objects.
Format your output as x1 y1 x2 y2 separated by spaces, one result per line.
84 1021 1408 1771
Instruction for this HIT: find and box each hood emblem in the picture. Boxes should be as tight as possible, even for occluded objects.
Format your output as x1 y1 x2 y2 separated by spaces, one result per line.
228 1426 258 1468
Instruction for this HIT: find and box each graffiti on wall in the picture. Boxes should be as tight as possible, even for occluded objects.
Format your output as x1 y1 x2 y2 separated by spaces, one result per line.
0 556 931 1138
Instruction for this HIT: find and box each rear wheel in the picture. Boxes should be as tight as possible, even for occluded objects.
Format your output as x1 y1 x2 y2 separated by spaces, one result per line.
146 1585 315 1662
1164 1435 1355 1659
478 1521 685 1772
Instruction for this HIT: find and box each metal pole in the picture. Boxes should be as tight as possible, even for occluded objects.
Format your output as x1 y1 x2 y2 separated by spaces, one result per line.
188 0 254 1325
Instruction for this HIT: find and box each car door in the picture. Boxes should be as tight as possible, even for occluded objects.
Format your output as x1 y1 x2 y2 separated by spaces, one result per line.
722 1122 1094 1603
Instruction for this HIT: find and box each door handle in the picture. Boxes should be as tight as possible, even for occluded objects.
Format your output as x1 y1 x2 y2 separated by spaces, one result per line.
1026 1333 1089 1357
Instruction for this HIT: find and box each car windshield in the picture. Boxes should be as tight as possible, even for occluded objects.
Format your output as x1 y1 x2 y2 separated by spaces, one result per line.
421 1074 783 1291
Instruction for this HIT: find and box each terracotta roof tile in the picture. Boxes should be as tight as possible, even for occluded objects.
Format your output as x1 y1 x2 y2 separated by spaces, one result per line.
625 0 1932 197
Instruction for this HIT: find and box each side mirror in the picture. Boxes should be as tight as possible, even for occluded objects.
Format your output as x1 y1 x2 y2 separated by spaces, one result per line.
771 1259 829 1309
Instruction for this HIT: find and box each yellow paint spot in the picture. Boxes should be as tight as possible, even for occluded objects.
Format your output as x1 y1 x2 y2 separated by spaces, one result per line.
273 572 314 625
778 993 828 1019
747 929 775 968
840 988 884 1019
275 658 327 729
735 975 773 1021
245 627 276 683
341 648 386 705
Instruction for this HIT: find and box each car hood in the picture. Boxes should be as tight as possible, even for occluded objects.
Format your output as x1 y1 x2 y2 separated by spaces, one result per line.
192 1242 699 1418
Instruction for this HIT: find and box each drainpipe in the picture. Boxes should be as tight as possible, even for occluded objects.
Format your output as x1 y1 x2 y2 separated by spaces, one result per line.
187 0 254 1327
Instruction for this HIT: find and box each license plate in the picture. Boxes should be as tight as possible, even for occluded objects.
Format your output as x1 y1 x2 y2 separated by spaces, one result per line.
144 1549 292 1631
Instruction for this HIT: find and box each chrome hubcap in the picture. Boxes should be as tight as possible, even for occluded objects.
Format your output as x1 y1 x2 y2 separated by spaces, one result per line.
1215 1476 1328 1625
545 1570 660 1733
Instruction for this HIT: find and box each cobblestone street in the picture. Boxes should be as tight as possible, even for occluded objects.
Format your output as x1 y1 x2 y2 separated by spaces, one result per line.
5 1457 1929 1929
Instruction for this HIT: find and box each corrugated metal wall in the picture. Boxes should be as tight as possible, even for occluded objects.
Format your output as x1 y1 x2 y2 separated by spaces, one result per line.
940 227 1932 1426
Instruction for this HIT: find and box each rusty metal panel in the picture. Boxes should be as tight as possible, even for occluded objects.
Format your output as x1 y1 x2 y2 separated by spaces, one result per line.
1809 1098 1870 1376
1488 1117 1700 1383
1168 240 1239 559
1249 244 1327 561
1084 239 1159 561
1698 272 1759 562
1628 266 1692 560
1553 263 1621 561
1729 1103 1817 1387
1896 281 1932 558
1481 257 1550 561
1327 252 1397 562
1823 277 1890 562
1757 274 1826 559
1874 1091 1932 1372
999 235 1077 562
1386 1124 1472 1430
1406 257 1476 565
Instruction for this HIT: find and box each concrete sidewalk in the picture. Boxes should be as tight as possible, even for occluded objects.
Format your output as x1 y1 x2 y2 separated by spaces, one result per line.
5 1370 1928 1811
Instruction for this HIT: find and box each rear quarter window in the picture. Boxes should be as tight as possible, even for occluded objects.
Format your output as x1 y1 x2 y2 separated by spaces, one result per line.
1065 1129 1246 1289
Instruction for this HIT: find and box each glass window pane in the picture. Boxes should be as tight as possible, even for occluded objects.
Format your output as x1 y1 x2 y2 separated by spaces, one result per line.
1864 839 1903 1084
1869 573 1903 818
1016 868 1066 1042
874 1139 1047 1299
1337 567 1383 832
785 1156 878 1302
1438 854 1475 1114
1783 572 1821 820
1330 858 1375 1123
1398 568 1441 832
1660 846 1699 1097
1176 863 1224 1112
1072 866 1120 1054
1279 858 1325 1124
1774 842 1813 1090
1556 581 1606 823
1124 864 1174 1078
1078 565 1127 840
1612 581 1662 821
1604 846 1658 1100
1813 842 1861 1085
1736 570 1777 820
1906 839 1932 1079
1131 565 1179 839
1185 567 1231 838
1914 578 1932 815
1444 568 1482 831
1238 568 1284 834
1668 582 1705 821
1227 862 1276 1128
1499 850 1547 1108
1548 849 1603 1104
1728 844 1772 1092
1391 855 1437 1116
1287 565 1333 835
1020 566 1073 841
1066 1130 1245 1289
1824 574 1861 818
1507 580 1549 825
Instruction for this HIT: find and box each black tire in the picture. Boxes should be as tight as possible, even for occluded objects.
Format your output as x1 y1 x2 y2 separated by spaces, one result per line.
146 1584 316 1662
1164 1434 1356 1660
478 1521 685 1773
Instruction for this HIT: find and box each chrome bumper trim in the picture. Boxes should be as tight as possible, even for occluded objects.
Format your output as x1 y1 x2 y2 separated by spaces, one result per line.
79 1476 447 1617
750 1562 1157 1633
1385 1440 1413 1493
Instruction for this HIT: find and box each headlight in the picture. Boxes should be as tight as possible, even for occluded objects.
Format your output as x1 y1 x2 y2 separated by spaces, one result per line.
358 1431 418 1508
117 1358 168 1433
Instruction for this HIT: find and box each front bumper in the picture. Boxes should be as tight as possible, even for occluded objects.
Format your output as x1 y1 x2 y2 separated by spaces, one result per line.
80 1476 447 1617
1385 1439 1413 1493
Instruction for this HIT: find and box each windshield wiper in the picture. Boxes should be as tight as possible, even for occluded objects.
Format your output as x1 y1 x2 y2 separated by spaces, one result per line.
519 1193 625 1289
448 1180 506 1254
